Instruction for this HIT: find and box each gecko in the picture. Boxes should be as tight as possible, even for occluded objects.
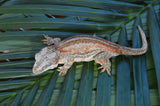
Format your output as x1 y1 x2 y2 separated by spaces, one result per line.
32 25 148 76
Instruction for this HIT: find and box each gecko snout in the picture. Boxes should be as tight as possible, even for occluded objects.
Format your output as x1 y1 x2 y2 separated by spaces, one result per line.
32 67 40 75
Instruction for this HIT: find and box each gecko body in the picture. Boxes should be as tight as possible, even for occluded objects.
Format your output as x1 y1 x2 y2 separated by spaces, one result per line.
33 26 147 76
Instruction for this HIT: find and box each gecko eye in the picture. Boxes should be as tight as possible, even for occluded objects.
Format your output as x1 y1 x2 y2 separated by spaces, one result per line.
47 63 51 67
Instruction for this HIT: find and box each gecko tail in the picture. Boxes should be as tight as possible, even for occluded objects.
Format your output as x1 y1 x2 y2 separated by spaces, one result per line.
119 25 148 55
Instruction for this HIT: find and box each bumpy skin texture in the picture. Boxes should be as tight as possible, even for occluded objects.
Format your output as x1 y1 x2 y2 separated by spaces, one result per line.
32 26 148 76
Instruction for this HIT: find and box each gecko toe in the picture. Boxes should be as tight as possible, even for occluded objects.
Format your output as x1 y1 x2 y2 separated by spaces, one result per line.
43 34 49 38
99 65 111 76
57 66 67 76
58 70 67 76
42 39 47 41
100 68 105 73
43 42 48 45
98 66 103 69
106 68 111 76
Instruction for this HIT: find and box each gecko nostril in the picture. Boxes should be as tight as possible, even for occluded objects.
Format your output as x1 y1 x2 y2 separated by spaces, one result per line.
32 66 40 74
33 69 38 74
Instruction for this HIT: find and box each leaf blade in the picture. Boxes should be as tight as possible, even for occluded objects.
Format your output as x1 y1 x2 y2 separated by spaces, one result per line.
148 5 160 95
116 26 131 106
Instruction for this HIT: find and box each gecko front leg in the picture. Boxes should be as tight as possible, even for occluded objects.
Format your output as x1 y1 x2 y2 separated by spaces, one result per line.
42 34 61 45
94 51 118 76
57 57 74 76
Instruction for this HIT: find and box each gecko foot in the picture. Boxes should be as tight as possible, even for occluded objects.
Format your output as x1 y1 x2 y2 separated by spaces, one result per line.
57 66 67 76
42 34 61 45
42 34 52 45
98 65 111 76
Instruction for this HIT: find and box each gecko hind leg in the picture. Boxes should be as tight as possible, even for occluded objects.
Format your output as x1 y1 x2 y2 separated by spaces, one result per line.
57 57 74 76
42 34 61 45
94 52 112 76
97 59 111 75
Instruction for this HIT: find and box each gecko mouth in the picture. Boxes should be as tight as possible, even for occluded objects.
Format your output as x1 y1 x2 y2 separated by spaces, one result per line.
32 67 43 75
32 64 58 75
32 63 45 75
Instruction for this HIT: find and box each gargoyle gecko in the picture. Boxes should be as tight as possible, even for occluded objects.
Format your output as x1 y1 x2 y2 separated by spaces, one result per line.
33 25 147 76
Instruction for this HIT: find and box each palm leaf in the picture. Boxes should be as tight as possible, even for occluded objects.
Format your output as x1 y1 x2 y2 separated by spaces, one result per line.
148 5 160 95
56 63 75 106
132 18 150 106
0 0 160 105
96 37 112 106
116 26 131 106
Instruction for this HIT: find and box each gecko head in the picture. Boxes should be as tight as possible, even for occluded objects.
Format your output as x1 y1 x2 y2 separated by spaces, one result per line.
32 47 59 75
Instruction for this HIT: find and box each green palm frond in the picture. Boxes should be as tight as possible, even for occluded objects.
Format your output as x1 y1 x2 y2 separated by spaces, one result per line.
116 26 131 106
0 0 160 105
